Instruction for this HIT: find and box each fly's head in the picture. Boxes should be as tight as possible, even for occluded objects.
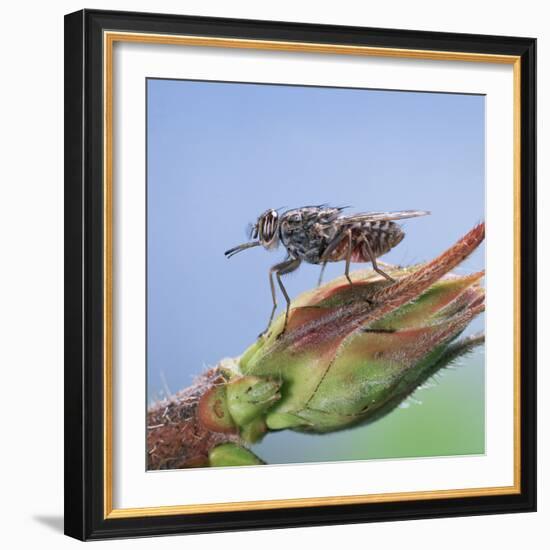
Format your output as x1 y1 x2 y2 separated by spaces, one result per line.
252 209 280 250
225 208 280 259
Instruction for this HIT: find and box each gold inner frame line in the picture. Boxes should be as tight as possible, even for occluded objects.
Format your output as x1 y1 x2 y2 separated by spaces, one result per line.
103 30 522 519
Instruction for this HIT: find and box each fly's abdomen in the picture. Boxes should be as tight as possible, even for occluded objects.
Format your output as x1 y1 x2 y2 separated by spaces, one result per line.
325 221 405 263
364 220 404 257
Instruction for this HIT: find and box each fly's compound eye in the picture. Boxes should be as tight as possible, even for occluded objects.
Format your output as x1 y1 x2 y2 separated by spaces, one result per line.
260 210 279 244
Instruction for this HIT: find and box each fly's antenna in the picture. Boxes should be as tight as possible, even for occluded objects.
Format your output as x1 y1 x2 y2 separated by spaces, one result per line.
224 241 261 259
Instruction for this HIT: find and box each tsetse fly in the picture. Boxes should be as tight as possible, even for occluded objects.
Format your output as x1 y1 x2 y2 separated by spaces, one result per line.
225 205 429 335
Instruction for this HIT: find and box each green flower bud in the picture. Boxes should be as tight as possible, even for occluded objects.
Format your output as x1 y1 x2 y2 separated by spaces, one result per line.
241 224 485 433
198 224 485 453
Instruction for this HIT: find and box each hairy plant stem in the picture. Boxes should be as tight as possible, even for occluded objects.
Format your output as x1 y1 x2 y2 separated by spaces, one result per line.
147 367 242 470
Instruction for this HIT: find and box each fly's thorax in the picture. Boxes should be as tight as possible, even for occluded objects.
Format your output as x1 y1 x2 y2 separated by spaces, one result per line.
279 224 311 261
279 207 336 263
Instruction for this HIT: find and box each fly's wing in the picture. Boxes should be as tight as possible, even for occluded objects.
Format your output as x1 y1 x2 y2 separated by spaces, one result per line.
336 210 430 225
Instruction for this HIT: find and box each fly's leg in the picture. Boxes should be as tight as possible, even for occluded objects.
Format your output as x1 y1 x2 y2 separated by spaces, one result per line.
317 262 327 287
320 228 356 286
320 230 347 263
363 238 395 282
319 229 348 285
344 229 354 285
276 258 301 336
262 266 278 338
260 258 301 338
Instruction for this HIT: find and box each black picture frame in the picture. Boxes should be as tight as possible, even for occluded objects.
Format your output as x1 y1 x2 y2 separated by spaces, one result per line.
64 8 536 541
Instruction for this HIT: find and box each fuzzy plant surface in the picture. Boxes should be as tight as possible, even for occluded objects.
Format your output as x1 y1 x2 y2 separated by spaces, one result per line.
147 223 485 469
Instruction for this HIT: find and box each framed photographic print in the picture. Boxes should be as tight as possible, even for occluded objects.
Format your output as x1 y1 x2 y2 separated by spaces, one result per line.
64 9 536 540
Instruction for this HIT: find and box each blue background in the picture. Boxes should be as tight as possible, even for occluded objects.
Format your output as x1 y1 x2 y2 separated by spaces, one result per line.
147 79 485 463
